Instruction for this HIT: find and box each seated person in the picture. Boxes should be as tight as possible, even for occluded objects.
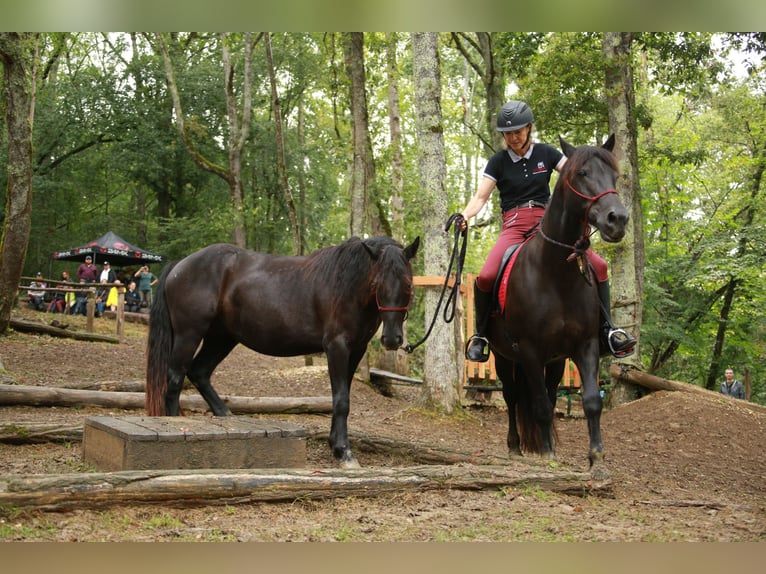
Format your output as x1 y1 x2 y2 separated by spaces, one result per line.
72 280 89 316
27 272 46 311
105 279 122 312
125 280 142 313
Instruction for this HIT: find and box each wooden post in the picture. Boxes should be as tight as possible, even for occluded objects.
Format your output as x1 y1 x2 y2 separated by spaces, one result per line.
116 285 125 343
86 289 96 332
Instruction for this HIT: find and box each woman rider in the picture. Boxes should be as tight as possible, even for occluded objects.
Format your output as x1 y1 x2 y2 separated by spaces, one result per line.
459 100 636 362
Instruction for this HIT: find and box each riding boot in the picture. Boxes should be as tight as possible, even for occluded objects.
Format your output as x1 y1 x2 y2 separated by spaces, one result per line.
465 281 492 362
597 280 637 358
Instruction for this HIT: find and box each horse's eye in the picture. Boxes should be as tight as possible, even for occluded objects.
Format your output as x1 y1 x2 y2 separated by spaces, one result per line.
578 169 588 177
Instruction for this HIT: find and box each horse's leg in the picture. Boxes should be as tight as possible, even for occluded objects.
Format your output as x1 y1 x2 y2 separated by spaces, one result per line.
495 356 521 456
574 345 609 480
325 339 362 468
164 332 203 416
531 374 556 459
186 336 237 416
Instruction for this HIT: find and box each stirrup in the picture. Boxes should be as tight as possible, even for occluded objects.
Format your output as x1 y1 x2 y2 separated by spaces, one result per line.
465 335 490 362
607 328 636 358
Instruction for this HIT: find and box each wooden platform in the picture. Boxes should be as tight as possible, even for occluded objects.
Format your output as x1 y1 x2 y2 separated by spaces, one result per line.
82 416 306 471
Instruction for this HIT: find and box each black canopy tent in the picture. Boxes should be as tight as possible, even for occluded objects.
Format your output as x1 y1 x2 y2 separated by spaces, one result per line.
52 231 164 268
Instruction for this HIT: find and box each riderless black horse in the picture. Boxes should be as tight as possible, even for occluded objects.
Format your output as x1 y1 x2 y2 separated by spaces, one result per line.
487 136 628 479
145 235 419 468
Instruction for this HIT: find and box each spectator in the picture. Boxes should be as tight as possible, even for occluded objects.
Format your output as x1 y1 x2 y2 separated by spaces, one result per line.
105 279 122 312
134 265 158 308
125 280 142 313
77 255 99 283
99 261 116 284
94 280 109 317
47 270 71 313
720 368 745 400
27 272 47 311
72 280 89 316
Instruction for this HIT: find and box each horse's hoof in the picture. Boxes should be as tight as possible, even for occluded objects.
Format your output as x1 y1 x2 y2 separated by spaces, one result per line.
590 463 610 481
339 456 361 469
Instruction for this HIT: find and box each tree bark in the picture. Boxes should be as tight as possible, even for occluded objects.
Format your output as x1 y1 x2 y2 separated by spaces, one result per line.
0 33 36 336
411 33 462 413
603 32 645 405
0 384 333 414
0 463 604 511
343 32 373 237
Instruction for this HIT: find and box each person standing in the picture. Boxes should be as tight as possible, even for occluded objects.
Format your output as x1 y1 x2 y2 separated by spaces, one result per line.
99 261 116 284
77 255 99 283
720 368 745 400
134 265 158 308
459 100 636 362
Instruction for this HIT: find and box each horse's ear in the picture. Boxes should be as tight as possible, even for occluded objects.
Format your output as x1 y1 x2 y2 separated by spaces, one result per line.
602 134 615 152
404 236 420 260
559 136 575 158
361 241 378 261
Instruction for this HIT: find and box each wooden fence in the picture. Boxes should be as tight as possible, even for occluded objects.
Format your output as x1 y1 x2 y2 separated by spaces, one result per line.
412 274 581 394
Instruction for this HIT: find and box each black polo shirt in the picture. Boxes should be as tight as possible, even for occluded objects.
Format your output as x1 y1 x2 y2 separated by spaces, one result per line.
483 143 564 212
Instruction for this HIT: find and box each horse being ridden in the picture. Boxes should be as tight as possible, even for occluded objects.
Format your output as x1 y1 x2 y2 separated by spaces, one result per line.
487 136 629 479
145 235 419 468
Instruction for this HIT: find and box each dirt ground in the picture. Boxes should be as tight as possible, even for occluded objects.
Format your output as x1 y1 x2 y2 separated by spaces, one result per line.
0 308 764 542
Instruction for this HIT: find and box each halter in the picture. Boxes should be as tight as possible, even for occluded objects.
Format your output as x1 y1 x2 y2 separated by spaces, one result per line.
376 287 412 317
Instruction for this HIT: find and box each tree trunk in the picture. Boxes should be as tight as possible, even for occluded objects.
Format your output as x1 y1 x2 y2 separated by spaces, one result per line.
343 32 373 238
0 33 35 336
0 463 603 511
380 32 408 376
411 33 462 413
603 32 644 403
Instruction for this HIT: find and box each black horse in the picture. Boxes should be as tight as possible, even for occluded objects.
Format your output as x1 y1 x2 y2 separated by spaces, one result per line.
487 136 628 479
145 235 419 468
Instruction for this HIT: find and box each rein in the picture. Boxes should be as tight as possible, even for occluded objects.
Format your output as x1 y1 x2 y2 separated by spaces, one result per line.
538 178 617 263
404 213 467 354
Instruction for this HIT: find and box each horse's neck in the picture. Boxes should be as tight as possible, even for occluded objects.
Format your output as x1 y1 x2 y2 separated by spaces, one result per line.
542 190 586 245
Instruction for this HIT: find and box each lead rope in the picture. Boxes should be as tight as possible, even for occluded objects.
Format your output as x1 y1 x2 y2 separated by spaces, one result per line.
404 213 467 354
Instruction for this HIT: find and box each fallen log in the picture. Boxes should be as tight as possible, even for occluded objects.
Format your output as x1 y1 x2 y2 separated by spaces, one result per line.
9 318 119 344
61 380 146 392
0 422 83 444
103 310 149 325
609 364 713 396
0 384 333 414
0 463 605 510
313 430 515 467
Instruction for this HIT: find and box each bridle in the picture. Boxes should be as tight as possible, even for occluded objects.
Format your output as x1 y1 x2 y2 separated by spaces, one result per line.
538 177 618 264
376 288 411 319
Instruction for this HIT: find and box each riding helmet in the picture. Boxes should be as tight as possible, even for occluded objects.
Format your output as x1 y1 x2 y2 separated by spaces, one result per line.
496 100 534 132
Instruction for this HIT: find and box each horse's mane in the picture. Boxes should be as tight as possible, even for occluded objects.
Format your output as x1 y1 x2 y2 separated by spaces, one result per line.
559 144 619 184
303 236 406 302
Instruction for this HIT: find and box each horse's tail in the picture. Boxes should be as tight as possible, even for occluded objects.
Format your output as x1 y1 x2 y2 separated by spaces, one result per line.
145 261 179 416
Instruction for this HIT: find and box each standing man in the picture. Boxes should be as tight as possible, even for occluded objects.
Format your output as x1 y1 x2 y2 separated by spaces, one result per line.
77 255 99 283
720 368 745 400
99 261 116 284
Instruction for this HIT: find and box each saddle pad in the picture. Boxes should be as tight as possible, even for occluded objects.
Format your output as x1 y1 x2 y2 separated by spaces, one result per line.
496 237 532 315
